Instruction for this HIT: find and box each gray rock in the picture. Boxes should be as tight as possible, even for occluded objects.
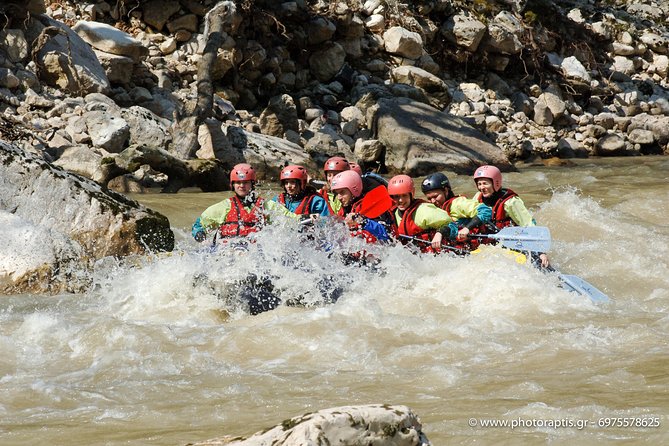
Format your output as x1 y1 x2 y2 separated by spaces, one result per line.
196 118 232 159
52 144 103 179
27 16 110 95
640 32 667 54
308 17 336 45
85 109 130 152
442 13 487 52
595 133 627 155
533 101 553 126
25 88 54 108
93 50 134 85
593 112 616 129
0 68 20 89
142 0 181 31
484 11 523 55
120 105 171 150
166 14 199 33
226 126 318 179
259 94 299 137
365 14 385 33
308 42 346 82
65 115 91 144
391 66 451 108
383 26 423 59
371 97 510 174
73 21 148 62
561 56 591 84
557 137 585 158
305 127 355 159
129 86 153 103
0 29 29 63
0 141 173 294
354 138 385 163
188 404 430 446
627 128 655 145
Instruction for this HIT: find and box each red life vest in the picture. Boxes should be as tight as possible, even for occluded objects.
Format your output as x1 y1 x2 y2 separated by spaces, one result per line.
477 188 518 231
278 193 315 215
218 196 265 238
397 199 439 253
397 199 433 239
440 195 460 214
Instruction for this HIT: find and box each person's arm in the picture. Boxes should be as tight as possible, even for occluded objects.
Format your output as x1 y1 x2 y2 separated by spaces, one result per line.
505 197 550 267
412 204 453 250
264 199 300 220
310 195 331 217
414 203 453 229
193 199 232 241
192 217 206 242
503 196 535 227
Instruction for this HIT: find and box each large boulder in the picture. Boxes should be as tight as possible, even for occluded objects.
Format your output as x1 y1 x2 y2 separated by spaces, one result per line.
72 21 148 62
189 404 430 446
26 15 110 95
0 141 174 294
369 97 511 175
226 126 319 180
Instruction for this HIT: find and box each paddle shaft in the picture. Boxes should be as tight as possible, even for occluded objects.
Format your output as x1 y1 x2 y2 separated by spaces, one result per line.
398 235 467 254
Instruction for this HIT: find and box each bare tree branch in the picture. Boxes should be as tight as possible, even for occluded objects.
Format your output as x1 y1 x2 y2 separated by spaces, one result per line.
170 1 239 159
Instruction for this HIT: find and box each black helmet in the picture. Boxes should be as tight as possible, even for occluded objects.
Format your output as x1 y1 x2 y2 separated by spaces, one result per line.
421 172 451 193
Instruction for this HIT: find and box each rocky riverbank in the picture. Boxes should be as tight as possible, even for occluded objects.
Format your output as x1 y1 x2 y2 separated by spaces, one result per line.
2 0 668 193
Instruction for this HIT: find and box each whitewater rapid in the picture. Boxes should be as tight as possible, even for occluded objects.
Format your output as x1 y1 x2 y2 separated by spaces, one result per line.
1 157 668 445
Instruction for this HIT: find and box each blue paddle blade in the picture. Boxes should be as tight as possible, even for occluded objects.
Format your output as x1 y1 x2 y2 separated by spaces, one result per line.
558 273 610 303
471 226 551 252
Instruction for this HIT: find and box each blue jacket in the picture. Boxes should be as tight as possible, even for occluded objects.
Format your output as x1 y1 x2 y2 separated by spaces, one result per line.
273 192 330 217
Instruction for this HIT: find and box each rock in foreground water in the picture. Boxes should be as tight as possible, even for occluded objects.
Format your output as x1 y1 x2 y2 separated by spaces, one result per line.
188 404 430 446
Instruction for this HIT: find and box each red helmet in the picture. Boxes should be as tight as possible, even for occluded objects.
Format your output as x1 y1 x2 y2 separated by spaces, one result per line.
230 163 256 185
474 165 502 191
388 174 415 196
280 165 308 188
323 156 350 173
330 170 363 198
348 162 363 175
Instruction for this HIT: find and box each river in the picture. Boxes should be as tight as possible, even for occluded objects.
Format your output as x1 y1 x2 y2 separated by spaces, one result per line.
1 157 668 445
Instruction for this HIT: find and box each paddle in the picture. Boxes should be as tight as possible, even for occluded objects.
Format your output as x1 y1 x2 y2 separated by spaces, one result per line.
468 226 551 252
398 234 467 254
357 185 394 219
556 272 610 303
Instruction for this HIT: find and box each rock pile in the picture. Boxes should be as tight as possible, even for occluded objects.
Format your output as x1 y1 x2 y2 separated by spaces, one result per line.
1 0 669 192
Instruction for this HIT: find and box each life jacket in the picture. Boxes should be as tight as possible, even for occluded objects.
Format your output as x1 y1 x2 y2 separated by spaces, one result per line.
476 188 518 231
396 198 434 242
278 192 315 215
440 195 460 214
397 199 441 254
218 196 265 238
